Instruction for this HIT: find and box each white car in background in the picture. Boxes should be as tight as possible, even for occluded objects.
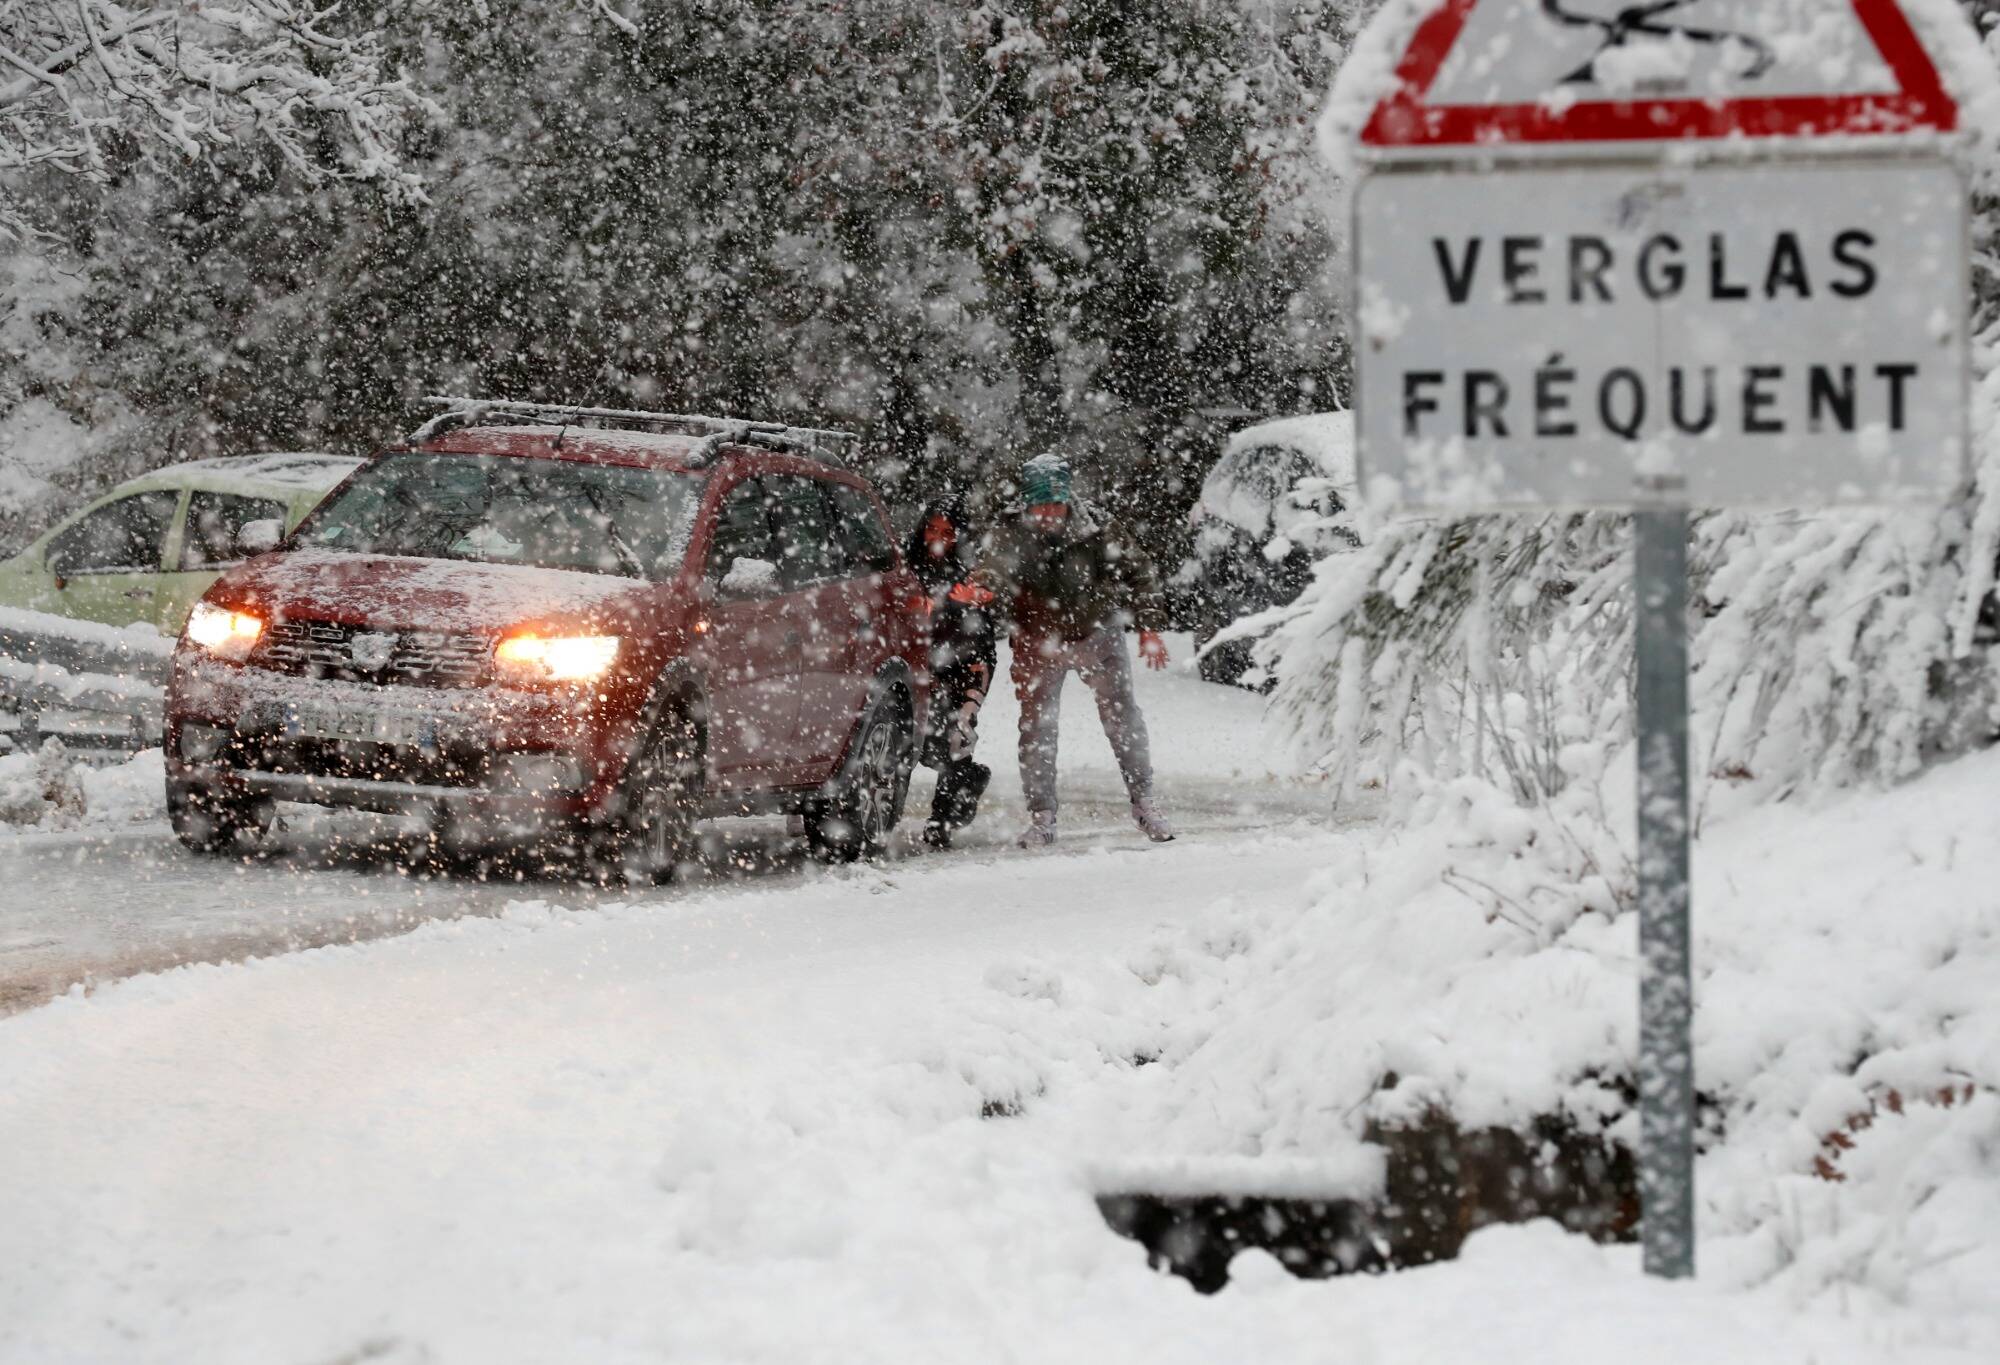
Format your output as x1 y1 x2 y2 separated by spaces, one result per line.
1177 413 1359 688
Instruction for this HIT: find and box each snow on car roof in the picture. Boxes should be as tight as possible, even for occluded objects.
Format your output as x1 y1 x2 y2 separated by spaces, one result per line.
170 452 367 491
1221 412 1356 490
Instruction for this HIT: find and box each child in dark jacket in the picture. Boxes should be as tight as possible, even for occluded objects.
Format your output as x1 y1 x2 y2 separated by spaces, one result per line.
905 497 997 849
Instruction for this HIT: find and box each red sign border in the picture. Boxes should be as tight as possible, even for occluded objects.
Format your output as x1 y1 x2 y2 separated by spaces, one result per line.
1360 0 1958 149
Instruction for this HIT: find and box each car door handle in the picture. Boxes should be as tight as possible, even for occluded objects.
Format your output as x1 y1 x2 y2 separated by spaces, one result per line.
122 589 152 600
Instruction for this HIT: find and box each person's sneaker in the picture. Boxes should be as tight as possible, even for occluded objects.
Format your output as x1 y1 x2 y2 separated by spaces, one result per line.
1132 801 1176 842
1016 811 1058 849
920 822 952 852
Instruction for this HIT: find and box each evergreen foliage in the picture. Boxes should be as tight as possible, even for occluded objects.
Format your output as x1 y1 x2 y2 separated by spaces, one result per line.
0 1 1352 557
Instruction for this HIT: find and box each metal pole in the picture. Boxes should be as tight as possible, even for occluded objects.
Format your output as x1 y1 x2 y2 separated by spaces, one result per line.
1634 505 1694 1279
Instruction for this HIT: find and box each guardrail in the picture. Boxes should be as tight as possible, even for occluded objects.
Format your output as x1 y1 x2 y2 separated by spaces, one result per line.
0 607 173 755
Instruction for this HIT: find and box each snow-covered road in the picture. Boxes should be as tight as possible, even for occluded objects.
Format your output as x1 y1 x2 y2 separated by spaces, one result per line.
0 641 1320 1013
0 654 1374 1362
0 823 1362 1363
0 771 1313 1014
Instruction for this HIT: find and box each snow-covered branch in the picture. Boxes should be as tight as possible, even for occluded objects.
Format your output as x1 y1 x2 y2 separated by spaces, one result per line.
0 1 436 237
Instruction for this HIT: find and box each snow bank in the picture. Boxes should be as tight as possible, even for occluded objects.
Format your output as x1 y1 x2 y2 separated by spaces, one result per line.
0 604 173 658
0 831 1363 1363
988 748 2000 1349
0 744 163 830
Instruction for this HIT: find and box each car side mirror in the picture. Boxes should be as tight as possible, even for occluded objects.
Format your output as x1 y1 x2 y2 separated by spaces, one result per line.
235 518 285 557
718 556 780 597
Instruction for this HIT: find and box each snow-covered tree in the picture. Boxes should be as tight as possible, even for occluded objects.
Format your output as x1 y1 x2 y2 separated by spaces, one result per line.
0 1 431 239
1246 510 1630 804
933 0 1345 526
1250 487 1998 813
2 0 1355 555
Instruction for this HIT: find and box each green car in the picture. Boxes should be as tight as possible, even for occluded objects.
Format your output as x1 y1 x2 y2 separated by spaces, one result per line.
0 453 364 634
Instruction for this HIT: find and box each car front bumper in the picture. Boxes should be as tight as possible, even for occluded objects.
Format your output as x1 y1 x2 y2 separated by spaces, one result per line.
167 654 614 836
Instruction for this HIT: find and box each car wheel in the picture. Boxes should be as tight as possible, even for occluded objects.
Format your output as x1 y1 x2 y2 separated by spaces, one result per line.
805 701 910 864
615 708 703 885
167 778 271 855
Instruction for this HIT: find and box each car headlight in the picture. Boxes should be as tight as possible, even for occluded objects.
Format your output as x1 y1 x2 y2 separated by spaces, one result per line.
494 633 620 685
184 602 264 660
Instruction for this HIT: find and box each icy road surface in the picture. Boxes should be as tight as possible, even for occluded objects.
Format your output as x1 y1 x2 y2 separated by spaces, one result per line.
0 640 1317 1012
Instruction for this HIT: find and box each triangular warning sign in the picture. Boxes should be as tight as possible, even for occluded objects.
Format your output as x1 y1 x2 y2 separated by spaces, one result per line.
1361 0 1957 151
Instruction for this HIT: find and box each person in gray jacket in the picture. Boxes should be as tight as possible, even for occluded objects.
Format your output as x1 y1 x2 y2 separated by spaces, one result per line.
962 453 1175 847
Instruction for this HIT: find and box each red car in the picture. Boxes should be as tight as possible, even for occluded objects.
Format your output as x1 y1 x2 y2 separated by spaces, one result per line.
163 401 930 877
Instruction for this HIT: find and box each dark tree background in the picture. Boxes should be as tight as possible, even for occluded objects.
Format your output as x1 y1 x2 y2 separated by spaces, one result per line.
1 0 1356 563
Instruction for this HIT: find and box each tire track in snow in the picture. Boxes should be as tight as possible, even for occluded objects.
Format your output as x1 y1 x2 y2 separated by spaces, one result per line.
0 774 1340 1015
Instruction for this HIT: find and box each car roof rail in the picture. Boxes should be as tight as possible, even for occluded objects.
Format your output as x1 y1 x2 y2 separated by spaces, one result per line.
409 395 858 465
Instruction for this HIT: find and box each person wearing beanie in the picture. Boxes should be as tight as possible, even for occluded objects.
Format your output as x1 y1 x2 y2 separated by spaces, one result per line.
904 495 996 850
961 453 1175 846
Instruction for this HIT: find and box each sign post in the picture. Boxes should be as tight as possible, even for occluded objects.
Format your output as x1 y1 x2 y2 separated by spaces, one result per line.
1344 0 1970 1279
1633 501 1693 1278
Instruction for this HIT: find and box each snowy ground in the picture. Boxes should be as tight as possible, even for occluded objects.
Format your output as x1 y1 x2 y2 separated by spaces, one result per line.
1 639 1993 1363
3 824 1924 1365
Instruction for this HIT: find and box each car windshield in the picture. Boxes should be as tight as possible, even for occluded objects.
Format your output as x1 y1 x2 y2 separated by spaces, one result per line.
297 451 706 579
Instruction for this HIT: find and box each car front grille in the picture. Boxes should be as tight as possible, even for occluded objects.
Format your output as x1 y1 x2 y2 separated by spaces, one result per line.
253 618 492 688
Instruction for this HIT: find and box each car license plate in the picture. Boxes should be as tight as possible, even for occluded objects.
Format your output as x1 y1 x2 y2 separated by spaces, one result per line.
283 704 439 750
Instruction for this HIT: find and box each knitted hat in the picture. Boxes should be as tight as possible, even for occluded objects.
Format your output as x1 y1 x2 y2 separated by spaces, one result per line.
1020 453 1073 506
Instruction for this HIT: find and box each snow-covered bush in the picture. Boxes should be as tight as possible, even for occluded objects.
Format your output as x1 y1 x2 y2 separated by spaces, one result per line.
1692 475 2000 800
1250 407 2000 812
0 742 162 830
1248 511 1630 806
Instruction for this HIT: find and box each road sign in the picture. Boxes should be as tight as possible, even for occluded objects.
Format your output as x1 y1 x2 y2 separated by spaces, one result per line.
1362 0 1958 154
1343 0 1975 1285
1356 158 1968 509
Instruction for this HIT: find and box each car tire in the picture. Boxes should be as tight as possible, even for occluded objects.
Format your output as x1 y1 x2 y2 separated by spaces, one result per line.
805 698 911 864
167 778 271 855
612 707 704 886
